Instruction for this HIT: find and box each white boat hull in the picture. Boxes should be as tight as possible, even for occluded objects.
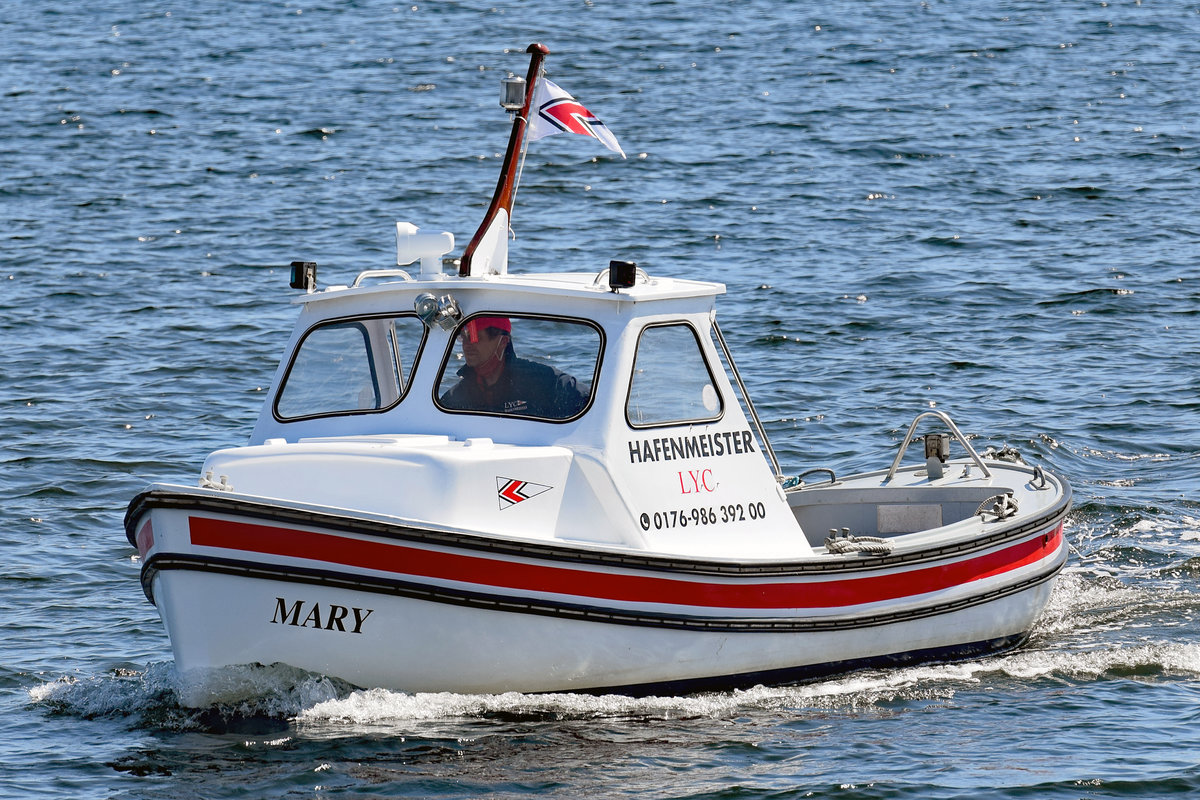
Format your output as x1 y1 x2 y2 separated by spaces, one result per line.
152 569 1055 697
128 468 1068 701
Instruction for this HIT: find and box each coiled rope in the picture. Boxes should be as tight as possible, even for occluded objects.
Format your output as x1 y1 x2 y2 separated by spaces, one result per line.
824 527 894 556
975 492 1019 521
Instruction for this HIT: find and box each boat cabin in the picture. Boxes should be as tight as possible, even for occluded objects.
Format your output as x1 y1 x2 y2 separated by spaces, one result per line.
204 224 811 559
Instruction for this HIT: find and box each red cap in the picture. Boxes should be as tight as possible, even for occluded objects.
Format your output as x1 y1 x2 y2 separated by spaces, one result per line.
463 316 511 342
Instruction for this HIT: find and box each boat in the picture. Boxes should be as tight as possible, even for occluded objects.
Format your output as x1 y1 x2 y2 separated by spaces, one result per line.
124 44 1071 703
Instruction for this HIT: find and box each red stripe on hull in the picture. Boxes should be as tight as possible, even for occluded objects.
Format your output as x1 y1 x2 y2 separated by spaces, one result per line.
136 519 155 558
187 516 1062 611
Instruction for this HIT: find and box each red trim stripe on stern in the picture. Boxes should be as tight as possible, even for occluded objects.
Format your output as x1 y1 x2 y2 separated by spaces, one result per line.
136 519 155 558
188 516 1063 612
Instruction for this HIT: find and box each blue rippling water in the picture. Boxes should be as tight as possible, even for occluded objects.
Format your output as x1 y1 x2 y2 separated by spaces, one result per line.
4 1 1200 798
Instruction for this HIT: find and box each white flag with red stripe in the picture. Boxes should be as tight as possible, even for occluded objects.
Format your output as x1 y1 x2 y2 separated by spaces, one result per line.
528 79 625 158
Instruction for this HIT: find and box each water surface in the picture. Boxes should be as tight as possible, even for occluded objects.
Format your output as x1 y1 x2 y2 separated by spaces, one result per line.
4 1 1200 798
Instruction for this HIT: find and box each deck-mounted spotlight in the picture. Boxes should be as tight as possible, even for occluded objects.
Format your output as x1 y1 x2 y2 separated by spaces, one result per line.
414 291 463 331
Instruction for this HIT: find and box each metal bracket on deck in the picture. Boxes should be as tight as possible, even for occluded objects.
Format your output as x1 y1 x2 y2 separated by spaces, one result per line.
884 410 992 482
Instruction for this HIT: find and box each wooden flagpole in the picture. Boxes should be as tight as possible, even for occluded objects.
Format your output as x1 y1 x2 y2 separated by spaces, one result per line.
459 43 549 276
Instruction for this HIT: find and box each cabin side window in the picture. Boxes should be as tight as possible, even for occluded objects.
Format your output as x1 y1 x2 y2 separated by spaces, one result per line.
435 315 601 421
626 323 723 427
275 315 425 420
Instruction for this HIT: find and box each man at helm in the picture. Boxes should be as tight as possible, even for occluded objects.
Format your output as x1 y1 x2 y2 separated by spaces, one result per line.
440 316 588 419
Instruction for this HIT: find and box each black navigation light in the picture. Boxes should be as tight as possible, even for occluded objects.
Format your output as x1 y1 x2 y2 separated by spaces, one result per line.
924 432 950 480
290 261 317 292
608 260 637 291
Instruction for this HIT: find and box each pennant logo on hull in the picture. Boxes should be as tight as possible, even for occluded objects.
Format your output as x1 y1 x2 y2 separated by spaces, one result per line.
496 477 552 510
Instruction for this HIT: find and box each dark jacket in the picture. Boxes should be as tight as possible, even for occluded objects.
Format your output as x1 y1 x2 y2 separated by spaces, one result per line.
440 353 588 419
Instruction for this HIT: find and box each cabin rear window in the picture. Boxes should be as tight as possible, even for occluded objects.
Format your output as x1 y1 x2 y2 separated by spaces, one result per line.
626 323 723 427
275 315 425 420
435 315 601 421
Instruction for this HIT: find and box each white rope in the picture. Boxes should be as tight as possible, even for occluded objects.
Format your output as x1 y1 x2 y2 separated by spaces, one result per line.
982 445 1026 464
824 528 894 556
976 492 1019 521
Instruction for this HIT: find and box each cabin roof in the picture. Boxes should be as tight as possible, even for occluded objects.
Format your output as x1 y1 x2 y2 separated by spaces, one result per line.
296 271 726 310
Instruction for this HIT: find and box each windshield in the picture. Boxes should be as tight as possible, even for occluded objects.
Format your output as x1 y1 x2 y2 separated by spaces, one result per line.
435 315 601 421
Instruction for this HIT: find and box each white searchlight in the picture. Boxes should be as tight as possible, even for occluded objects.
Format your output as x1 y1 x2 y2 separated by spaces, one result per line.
395 222 454 278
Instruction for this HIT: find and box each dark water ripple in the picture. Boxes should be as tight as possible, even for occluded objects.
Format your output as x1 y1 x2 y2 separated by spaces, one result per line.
4 1 1200 798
